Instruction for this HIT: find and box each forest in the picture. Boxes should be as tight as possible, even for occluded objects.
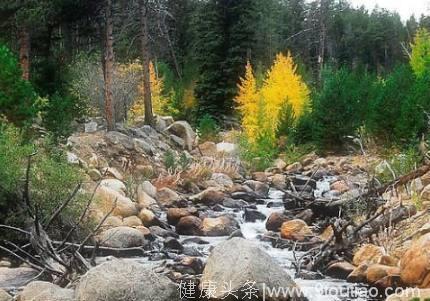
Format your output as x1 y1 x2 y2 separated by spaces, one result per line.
1 0 430 301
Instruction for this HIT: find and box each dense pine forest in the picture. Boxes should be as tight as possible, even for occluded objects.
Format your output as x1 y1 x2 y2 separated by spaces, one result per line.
1 1 430 301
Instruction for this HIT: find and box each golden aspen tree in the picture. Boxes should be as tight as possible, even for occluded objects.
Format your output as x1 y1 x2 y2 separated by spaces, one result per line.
235 61 259 143
261 52 310 139
410 28 430 78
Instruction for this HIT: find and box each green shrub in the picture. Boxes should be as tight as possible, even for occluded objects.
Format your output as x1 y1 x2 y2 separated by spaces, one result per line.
0 44 38 125
311 68 374 152
197 114 220 142
276 102 296 139
163 150 177 171
0 124 86 240
239 132 279 172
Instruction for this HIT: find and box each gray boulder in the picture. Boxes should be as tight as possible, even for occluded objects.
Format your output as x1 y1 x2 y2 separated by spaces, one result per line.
0 267 38 289
75 259 177 301
165 121 196 151
98 226 147 248
17 281 74 301
200 238 305 300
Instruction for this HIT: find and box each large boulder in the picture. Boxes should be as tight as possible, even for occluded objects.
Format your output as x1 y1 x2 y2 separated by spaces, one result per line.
156 188 181 207
176 216 203 236
280 219 312 241
200 238 304 300
17 281 74 301
386 288 430 301
0 289 11 301
366 264 400 284
0 267 38 288
95 186 138 218
244 180 270 198
266 212 291 232
136 186 158 208
271 174 287 190
189 188 226 206
140 181 157 198
167 207 198 226
75 259 177 301
353 244 385 266
99 179 127 195
201 215 239 237
98 226 147 248
166 121 196 151
400 233 430 287
211 173 234 188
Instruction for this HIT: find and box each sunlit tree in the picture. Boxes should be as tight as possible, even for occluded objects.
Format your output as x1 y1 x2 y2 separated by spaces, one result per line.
410 28 430 78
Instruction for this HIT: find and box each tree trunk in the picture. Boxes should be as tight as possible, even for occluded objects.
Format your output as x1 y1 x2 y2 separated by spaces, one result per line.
103 0 115 131
18 27 30 81
139 0 154 126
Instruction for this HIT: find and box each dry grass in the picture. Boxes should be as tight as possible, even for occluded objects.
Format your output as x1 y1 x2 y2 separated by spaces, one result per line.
152 170 182 190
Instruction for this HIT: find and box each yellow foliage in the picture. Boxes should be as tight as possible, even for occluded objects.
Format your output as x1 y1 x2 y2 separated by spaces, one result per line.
410 28 430 78
183 82 197 110
235 53 309 145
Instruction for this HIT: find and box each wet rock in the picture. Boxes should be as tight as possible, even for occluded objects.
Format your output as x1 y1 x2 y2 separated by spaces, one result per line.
244 180 270 198
17 281 74 301
211 173 233 188
0 267 39 289
164 237 184 252
280 219 313 241
326 261 355 279
289 175 317 189
228 229 244 239
173 256 204 275
165 121 196 151
201 215 239 237
244 208 266 222
190 188 226 206
0 289 11 301
182 237 210 245
122 216 143 227
95 186 138 218
167 207 198 225
266 212 291 232
366 264 400 284
353 244 385 266
98 226 147 248
222 198 247 209
156 188 181 207
271 174 287 190
231 191 260 203
176 216 203 236
347 263 369 283
295 209 313 224
149 226 179 239
75 259 177 301
400 233 430 287
200 238 304 300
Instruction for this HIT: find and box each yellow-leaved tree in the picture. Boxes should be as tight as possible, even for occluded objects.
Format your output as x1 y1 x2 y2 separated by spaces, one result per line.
235 61 259 143
410 28 430 78
235 52 309 147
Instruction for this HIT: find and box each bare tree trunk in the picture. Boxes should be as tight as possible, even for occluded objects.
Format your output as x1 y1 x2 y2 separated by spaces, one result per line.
139 0 154 126
19 27 30 80
103 0 115 131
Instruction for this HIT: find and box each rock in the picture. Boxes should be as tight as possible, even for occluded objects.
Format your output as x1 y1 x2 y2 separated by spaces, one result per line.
167 208 198 226
17 281 74 301
216 142 237 155
140 181 157 198
252 172 268 182
88 169 102 181
330 180 349 194
67 152 80 165
386 288 430 301
137 186 158 208
122 216 143 227
149 226 178 239
379 255 398 267
347 263 369 283
75 259 177 301
200 238 304 300
134 165 154 178
353 244 385 266
266 212 291 232
174 257 204 275
319 225 334 241
170 134 185 148
400 233 430 287
222 198 248 208
244 180 270 197
190 188 226 206
198 141 217 157
274 159 287 170
286 162 303 173
0 267 39 288
230 191 260 203
421 171 430 187
136 226 151 236
211 173 233 188
295 209 313 224
105 131 134 150
134 138 155 155
95 186 138 218
366 264 400 284
164 237 184 251
0 289 11 301
280 219 312 241
244 208 266 222
98 226 147 248
138 209 156 226
166 121 196 151
99 179 127 195
314 158 328 167
156 188 181 207
201 215 239 237
326 261 355 279
101 167 124 181
85 121 98 133
421 184 430 201
271 174 287 190
102 216 123 229
176 216 203 236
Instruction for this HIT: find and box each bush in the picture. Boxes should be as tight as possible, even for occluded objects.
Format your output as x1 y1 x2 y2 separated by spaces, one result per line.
197 114 220 142
0 44 38 125
239 132 279 172
0 124 86 240
311 68 374 152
